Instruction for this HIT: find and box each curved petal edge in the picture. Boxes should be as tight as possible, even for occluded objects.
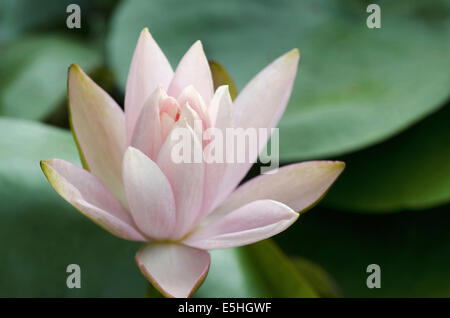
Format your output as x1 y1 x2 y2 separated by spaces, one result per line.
135 243 210 298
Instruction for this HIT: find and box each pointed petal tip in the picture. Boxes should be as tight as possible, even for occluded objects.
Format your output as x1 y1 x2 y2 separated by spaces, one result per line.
216 84 230 93
40 159 57 180
286 48 300 60
68 63 89 84
330 160 346 173
193 40 203 49
68 63 83 75
40 159 49 175
139 27 155 40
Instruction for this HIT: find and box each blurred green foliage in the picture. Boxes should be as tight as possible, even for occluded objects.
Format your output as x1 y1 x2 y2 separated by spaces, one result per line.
0 0 449 297
324 106 450 212
0 35 100 120
276 204 450 297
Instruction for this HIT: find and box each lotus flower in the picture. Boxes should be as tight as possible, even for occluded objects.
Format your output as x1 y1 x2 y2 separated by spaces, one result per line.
40 28 344 298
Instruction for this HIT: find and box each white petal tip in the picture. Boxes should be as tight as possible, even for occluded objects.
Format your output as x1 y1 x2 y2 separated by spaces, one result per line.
193 40 203 49
140 27 151 36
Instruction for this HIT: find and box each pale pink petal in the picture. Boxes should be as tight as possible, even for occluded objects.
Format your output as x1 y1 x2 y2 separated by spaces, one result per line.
217 50 300 203
168 41 214 105
160 113 176 143
214 161 345 216
130 87 164 160
122 147 176 240
234 49 299 133
157 120 205 239
135 243 210 298
125 28 174 141
41 159 145 241
183 200 298 249
177 85 211 128
159 96 180 117
201 86 234 216
179 102 202 133
208 85 233 129
68 64 127 205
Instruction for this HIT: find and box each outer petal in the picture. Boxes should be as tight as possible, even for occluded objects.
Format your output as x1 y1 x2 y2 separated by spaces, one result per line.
183 200 298 250
68 64 127 206
233 49 299 133
125 28 174 141
130 86 164 160
40 159 145 241
122 147 176 240
218 49 300 203
168 41 214 105
214 161 345 216
157 120 205 239
135 243 210 298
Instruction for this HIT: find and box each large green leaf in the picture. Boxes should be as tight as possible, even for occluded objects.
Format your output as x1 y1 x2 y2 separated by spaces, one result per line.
0 119 322 297
0 35 100 120
0 118 146 296
107 0 450 160
276 205 450 297
0 0 93 45
323 104 450 212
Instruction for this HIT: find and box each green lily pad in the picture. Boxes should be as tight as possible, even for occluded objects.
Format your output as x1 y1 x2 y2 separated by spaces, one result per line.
0 118 146 296
0 35 100 120
108 0 450 160
0 0 93 45
323 105 450 212
276 205 450 297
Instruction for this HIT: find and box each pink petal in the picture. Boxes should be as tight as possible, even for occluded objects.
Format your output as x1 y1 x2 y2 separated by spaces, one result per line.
218 49 300 203
214 161 345 216
179 103 202 131
183 200 298 250
177 85 211 128
125 28 174 142
168 41 214 105
135 243 210 298
40 159 145 241
122 147 176 240
157 120 205 239
201 86 234 216
160 113 176 143
130 86 164 160
68 64 127 205
234 49 299 132
208 85 234 130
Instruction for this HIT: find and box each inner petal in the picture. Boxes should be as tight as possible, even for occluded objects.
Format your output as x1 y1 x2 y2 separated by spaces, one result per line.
177 85 211 128
159 96 180 121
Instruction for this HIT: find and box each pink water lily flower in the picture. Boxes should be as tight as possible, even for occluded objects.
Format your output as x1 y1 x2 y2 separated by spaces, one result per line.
40 28 344 298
